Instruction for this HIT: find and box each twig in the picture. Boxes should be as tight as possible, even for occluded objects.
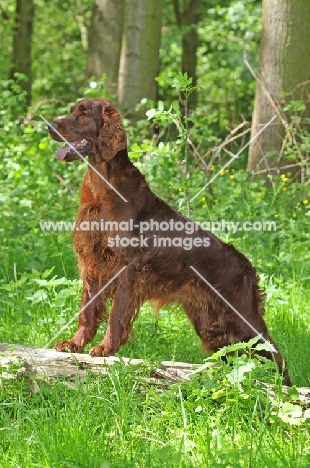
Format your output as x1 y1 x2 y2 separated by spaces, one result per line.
290 80 310 95
202 121 251 160
52 173 66 186
24 98 63 124
252 161 309 175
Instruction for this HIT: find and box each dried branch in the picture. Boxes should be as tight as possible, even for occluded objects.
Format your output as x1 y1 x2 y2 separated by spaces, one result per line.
24 98 63 124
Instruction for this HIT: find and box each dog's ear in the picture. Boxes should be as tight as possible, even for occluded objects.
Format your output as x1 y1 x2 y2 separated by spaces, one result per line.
98 102 127 161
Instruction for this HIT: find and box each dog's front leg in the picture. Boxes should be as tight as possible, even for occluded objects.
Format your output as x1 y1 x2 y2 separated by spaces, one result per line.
54 278 108 353
90 267 139 357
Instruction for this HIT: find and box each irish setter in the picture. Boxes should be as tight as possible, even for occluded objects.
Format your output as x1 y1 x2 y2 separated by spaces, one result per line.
48 98 291 385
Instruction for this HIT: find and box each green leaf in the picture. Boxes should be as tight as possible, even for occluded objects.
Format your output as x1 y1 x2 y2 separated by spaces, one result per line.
254 342 276 353
141 143 152 151
42 266 55 279
226 361 255 387
131 143 141 152
145 108 157 120
157 100 164 111
22 312 32 325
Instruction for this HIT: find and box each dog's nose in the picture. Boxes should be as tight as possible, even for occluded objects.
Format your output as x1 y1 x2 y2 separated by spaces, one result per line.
50 121 58 130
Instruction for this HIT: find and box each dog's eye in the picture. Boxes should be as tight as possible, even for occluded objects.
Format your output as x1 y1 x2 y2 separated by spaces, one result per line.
78 112 90 119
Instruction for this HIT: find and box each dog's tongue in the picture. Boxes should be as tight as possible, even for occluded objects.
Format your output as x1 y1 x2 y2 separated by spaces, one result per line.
56 144 70 160
55 140 88 160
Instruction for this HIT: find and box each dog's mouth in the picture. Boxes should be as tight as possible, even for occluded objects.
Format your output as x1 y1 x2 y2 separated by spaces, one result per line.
55 139 91 161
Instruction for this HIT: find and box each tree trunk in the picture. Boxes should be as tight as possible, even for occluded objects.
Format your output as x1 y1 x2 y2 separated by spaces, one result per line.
85 0 125 97
247 0 310 173
9 0 34 106
174 0 202 111
118 0 163 113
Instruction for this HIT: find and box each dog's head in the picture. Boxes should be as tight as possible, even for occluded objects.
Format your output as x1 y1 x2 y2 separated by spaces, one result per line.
48 99 127 162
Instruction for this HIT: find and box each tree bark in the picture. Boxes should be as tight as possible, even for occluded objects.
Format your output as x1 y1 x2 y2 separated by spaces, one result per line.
247 0 310 173
9 0 34 106
118 0 163 113
180 0 202 111
85 0 125 96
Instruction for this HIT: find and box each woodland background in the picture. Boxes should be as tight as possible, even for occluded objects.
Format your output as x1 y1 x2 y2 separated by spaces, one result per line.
1 1 310 467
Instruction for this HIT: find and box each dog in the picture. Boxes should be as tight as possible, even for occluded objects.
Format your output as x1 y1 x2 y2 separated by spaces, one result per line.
48 98 291 386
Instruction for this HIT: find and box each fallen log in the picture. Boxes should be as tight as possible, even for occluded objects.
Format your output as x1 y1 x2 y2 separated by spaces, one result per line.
0 342 198 387
0 343 310 406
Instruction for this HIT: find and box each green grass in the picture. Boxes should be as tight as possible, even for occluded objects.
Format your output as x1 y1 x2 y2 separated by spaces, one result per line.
1 353 310 467
1 235 310 467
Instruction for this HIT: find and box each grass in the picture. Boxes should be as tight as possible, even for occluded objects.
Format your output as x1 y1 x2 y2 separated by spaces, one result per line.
1 244 310 467
1 119 310 466
1 350 310 467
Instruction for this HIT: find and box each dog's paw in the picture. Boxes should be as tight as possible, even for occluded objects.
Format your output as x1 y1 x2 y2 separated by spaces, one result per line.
89 345 115 357
54 341 84 353
89 345 105 357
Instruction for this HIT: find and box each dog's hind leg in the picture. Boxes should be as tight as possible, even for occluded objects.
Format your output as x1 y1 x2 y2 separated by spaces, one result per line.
183 300 291 386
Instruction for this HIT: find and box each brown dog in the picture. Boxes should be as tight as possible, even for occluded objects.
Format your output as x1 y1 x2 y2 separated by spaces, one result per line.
48 98 291 385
